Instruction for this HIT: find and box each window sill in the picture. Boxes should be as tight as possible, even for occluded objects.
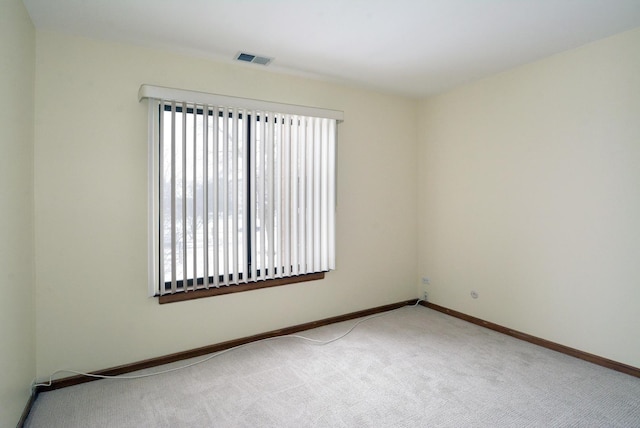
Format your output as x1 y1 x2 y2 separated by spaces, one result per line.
158 272 325 304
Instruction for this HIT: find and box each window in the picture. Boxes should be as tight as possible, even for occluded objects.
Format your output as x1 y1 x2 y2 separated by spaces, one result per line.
140 85 343 301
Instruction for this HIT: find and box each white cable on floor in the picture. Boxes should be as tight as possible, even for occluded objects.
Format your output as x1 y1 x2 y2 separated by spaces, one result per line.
33 300 423 389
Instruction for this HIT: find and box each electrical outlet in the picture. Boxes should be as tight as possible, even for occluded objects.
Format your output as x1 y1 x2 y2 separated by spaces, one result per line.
423 291 428 301
421 277 430 285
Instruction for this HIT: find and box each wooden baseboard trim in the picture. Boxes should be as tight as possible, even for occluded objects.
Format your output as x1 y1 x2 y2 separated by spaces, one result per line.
421 301 640 378
36 299 418 392
17 389 38 428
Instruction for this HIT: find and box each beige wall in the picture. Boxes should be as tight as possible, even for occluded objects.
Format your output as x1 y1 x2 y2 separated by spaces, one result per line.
0 0 36 425
418 28 640 367
33 32 418 378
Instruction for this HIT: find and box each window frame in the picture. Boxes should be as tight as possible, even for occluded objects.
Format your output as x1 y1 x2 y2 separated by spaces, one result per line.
141 85 343 302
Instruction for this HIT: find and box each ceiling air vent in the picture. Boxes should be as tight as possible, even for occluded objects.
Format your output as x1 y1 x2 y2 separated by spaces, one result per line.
234 52 273 66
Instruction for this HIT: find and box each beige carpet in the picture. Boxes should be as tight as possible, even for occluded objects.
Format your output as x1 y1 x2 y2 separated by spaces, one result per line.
25 305 640 427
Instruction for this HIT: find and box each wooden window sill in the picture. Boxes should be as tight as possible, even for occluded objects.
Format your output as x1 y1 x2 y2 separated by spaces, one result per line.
158 272 325 304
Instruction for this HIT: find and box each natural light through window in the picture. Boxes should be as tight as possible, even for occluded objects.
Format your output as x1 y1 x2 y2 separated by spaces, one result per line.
140 85 343 299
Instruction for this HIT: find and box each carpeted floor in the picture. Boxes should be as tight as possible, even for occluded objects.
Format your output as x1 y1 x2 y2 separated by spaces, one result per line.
25 305 640 427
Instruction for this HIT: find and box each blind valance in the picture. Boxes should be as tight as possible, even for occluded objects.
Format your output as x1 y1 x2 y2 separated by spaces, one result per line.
139 84 344 122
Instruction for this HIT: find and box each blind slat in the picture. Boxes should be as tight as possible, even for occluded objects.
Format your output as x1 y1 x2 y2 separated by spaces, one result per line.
282 115 291 278
170 102 177 294
212 106 219 287
250 112 257 281
290 116 299 276
267 113 275 279
313 118 322 272
327 119 336 271
259 114 266 280
202 105 209 289
154 100 163 295
181 102 188 290
298 117 307 274
241 109 249 283
231 108 239 284
221 108 227 284
305 118 314 274
274 113 282 278
192 105 198 288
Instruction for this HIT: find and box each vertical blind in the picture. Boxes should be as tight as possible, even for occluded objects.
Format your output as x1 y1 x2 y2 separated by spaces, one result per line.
140 85 343 296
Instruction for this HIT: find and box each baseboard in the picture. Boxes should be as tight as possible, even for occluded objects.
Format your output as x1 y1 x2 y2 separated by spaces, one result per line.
36 299 418 392
421 301 640 378
17 388 38 428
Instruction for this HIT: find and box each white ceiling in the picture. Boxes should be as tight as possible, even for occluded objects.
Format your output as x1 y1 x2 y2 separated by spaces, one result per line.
22 0 640 98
